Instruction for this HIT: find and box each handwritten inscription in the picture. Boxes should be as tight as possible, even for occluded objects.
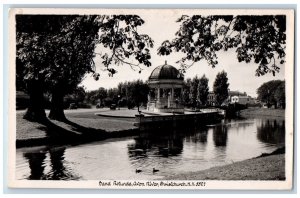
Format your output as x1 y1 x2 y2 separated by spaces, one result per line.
98 181 206 188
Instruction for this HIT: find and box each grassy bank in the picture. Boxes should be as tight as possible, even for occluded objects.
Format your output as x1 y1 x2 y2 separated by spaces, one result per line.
16 109 138 147
165 149 285 180
240 107 285 118
166 154 285 180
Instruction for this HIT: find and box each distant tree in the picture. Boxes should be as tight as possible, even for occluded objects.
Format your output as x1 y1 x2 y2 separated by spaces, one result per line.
95 87 108 105
73 86 86 103
182 78 192 106
117 82 127 99
197 75 209 105
107 88 119 103
190 76 199 107
257 80 284 108
63 86 86 108
213 71 229 105
274 81 285 109
126 80 149 111
158 15 286 77
85 90 97 105
16 15 153 122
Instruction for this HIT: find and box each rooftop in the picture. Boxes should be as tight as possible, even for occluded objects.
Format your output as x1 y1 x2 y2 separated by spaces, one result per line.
149 61 184 80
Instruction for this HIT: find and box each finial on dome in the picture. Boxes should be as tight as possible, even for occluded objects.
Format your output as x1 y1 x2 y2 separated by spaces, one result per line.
165 60 167 65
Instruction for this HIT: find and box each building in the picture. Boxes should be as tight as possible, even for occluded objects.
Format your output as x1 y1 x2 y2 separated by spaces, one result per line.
147 61 184 113
207 90 251 106
231 95 250 105
230 95 256 105
207 91 216 106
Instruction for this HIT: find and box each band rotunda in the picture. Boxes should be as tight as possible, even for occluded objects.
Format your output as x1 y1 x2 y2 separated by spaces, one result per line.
147 61 184 113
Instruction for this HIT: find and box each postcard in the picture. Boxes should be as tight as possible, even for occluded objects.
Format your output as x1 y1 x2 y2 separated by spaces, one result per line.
8 8 294 190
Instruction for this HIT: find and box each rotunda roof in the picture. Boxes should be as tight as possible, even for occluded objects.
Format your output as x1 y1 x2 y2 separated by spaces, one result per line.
149 61 183 80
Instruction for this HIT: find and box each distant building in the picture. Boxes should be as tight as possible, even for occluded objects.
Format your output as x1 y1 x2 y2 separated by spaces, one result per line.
207 91 216 106
207 90 254 106
228 91 247 97
230 95 256 105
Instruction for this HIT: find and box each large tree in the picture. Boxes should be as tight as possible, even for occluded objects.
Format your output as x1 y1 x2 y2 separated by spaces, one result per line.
274 81 285 109
257 80 285 108
17 15 153 121
158 15 286 76
197 75 209 105
213 71 229 106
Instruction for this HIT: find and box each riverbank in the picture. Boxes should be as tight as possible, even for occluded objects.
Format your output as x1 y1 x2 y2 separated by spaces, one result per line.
16 108 139 147
165 148 285 180
16 108 220 147
240 107 285 118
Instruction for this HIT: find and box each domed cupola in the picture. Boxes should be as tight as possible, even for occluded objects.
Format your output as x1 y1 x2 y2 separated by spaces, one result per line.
149 61 183 80
147 61 184 113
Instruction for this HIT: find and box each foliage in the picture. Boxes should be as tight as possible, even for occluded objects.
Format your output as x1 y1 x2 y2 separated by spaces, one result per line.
85 87 108 105
117 80 149 108
197 75 209 105
182 78 192 106
16 14 153 120
213 71 229 105
17 15 99 93
190 76 200 106
107 88 119 102
158 15 286 76
98 15 153 76
17 14 153 91
274 81 285 108
84 80 149 108
257 80 285 108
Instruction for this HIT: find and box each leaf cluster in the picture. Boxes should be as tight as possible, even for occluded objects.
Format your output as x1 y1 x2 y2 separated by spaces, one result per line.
158 15 286 76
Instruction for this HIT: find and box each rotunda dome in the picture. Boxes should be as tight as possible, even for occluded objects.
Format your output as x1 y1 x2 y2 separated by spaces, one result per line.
149 61 183 80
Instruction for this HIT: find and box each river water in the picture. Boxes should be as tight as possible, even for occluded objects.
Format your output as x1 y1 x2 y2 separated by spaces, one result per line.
16 117 285 180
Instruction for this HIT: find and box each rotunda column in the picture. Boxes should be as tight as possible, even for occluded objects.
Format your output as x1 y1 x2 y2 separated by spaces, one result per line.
157 87 160 102
171 87 174 103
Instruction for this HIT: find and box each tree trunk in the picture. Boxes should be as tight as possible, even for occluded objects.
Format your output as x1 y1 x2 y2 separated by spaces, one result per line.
23 80 47 122
48 89 67 121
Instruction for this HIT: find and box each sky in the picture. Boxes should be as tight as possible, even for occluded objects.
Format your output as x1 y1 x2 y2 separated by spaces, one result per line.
80 11 285 97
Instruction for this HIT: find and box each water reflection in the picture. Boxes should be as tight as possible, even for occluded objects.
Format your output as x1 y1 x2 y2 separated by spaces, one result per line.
188 130 208 144
128 127 211 159
24 151 46 180
257 119 285 145
23 147 79 180
128 129 186 158
17 118 286 180
213 125 228 147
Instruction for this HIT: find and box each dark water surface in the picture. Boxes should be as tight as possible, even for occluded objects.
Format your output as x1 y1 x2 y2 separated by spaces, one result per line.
16 118 285 180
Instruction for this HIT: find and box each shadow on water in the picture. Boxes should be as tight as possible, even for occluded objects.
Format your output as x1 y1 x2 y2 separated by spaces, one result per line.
23 147 80 180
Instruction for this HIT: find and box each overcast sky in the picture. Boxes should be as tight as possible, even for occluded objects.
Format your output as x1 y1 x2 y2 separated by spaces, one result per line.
80 11 285 97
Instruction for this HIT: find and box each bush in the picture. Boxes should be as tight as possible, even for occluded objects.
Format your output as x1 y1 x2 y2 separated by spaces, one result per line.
77 102 92 109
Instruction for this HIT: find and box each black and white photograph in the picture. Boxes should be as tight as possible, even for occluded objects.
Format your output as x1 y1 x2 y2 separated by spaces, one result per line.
8 8 294 189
